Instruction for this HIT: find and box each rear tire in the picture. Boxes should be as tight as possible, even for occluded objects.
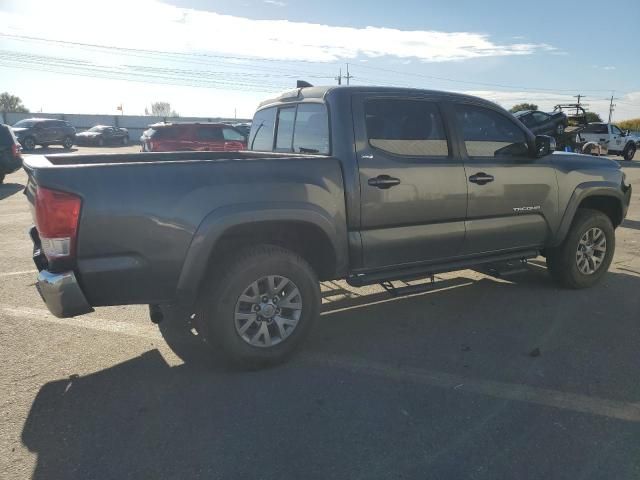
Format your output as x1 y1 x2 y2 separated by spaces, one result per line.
122 136 128 145
196 244 320 368
62 136 74 149
623 143 636 161
546 209 615 289
0 174 5 184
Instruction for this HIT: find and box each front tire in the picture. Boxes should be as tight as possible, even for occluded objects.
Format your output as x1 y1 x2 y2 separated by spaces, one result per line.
22 136 36 151
546 209 615 289
196 245 320 367
623 143 636 161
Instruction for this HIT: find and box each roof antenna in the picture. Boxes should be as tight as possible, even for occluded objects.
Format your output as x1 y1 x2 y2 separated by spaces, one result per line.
297 80 313 88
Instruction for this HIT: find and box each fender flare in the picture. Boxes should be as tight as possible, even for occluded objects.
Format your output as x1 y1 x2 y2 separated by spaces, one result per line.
175 202 348 304
551 182 625 247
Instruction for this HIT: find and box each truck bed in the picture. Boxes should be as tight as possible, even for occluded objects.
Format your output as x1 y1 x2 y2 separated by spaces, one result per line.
24 151 347 306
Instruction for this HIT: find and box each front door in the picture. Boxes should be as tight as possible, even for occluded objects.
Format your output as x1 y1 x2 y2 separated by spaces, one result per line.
353 95 468 270
450 102 557 254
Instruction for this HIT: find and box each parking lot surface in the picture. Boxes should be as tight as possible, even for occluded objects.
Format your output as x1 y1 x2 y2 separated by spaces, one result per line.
1 146 639 479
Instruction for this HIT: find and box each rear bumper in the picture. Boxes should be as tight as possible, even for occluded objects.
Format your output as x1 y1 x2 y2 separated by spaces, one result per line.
30 226 93 318
36 270 94 318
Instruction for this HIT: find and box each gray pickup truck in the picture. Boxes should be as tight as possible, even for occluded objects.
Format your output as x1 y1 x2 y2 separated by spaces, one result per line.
24 86 632 366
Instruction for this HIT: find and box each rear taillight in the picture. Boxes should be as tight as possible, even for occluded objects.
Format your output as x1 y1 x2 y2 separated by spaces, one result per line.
35 186 82 260
11 144 19 158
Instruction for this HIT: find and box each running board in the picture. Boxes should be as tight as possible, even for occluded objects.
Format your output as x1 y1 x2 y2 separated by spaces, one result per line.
347 250 539 287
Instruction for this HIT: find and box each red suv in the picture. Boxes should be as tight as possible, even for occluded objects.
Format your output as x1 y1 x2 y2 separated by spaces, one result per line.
140 123 247 152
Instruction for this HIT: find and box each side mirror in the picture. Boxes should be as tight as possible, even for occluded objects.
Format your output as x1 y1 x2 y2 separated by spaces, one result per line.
535 135 555 157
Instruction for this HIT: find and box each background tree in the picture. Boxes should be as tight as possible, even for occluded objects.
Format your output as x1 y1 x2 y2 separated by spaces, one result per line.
0 92 29 113
585 112 602 123
509 103 538 113
149 102 179 117
617 118 640 131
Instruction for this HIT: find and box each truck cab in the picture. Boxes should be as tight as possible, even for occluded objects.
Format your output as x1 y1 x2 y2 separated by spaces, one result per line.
580 122 637 161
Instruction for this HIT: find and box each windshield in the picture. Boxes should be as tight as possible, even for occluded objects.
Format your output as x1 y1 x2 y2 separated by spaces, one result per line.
89 126 107 132
12 119 38 128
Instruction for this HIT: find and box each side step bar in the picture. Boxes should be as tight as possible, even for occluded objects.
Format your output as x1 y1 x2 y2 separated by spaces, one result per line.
347 250 539 287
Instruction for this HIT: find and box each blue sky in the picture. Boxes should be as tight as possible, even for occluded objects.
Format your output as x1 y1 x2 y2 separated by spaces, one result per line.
0 0 638 119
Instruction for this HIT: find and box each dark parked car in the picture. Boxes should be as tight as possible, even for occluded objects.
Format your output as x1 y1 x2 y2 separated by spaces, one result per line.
0 123 22 184
12 118 76 151
24 85 631 367
75 125 129 146
140 122 246 152
513 110 568 136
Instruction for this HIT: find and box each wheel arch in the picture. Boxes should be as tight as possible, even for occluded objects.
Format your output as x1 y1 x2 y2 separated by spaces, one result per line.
176 203 348 305
552 183 625 246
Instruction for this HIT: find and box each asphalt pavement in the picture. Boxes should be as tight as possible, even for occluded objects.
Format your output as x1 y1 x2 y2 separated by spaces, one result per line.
1 145 639 479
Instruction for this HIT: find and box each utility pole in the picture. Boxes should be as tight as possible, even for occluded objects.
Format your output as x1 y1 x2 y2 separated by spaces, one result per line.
345 63 354 86
573 94 585 117
335 68 342 85
608 94 616 123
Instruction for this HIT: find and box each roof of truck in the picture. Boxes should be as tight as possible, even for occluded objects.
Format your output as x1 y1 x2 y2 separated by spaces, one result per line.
257 85 502 110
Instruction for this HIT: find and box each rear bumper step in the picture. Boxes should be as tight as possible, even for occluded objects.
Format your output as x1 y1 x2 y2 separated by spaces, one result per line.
36 270 94 318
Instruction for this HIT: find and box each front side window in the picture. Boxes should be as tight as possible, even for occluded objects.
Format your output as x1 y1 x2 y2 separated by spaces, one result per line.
364 99 448 157
275 107 296 151
249 107 276 151
454 104 529 157
611 125 623 136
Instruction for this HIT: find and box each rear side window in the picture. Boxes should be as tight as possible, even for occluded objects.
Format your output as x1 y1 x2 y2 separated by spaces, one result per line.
293 104 329 154
249 107 276 151
222 128 245 142
583 124 608 134
454 104 528 157
195 126 223 141
275 107 296 151
365 99 449 157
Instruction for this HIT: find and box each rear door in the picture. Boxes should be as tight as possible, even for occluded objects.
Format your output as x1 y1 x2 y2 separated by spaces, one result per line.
450 102 556 254
353 94 468 269
194 126 225 151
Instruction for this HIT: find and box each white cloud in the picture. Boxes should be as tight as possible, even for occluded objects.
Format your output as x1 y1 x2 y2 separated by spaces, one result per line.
263 0 286 6
0 0 554 63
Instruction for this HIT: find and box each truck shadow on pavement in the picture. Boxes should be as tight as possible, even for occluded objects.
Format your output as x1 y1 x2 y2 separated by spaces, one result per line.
20 267 640 480
0 182 23 201
622 218 640 231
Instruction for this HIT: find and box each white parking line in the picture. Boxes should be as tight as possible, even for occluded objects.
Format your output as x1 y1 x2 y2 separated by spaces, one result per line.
4 304 640 422
0 270 38 277
308 354 640 423
2 306 162 340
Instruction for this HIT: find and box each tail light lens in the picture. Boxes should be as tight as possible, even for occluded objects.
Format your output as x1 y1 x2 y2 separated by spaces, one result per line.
12 144 20 158
35 186 82 260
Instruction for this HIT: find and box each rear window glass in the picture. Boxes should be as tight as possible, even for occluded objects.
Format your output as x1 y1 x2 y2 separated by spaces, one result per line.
150 126 181 139
275 107 296 151
365 99 448 157
249 107 276 151
222 128 245 142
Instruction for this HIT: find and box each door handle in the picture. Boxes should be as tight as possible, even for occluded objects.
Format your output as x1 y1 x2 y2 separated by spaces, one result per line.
368 175 401 189
469 172 494 185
